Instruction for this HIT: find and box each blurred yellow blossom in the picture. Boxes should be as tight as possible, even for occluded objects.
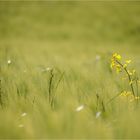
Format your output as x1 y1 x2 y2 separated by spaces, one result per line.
111 53 139 98
126 60 131 64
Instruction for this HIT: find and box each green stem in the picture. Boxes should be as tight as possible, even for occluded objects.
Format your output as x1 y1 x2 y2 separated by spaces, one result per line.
136 76 139 97
49 69 54 105
116 60 135 96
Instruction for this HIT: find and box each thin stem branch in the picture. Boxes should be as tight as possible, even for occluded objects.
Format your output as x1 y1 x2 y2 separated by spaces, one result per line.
116 60 135 96
0 79 3 107
136 76 139 97
48 69 54 105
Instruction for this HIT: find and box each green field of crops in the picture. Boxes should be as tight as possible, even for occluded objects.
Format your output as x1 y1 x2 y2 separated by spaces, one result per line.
1 1 140 139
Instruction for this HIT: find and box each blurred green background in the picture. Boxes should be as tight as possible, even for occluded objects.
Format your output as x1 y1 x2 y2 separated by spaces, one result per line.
0 0 140 139
1 1 140 66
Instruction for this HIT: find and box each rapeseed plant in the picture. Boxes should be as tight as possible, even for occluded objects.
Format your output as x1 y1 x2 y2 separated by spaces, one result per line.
111 53 140 102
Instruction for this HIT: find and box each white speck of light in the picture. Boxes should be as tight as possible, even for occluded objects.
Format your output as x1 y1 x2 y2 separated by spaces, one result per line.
7 60 11 64
46 67 52 71
76 105 84 112
95 55 101 61
42 67 52 72
96 111 102 118
21 112 27 117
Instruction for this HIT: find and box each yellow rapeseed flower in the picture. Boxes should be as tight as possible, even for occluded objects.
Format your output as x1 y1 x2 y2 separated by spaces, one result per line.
135 96 140 100
123 64 127 68
110 61 115 69
113 53 121 60
128 70 133 76
132 69 136 74
111 53 123 73
130 96 140 102
120 91 132 97
126 60 131 64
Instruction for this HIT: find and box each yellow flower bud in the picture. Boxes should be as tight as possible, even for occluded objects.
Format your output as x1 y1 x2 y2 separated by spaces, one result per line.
129 80 133 85
123 64 127 68
126 60 131 64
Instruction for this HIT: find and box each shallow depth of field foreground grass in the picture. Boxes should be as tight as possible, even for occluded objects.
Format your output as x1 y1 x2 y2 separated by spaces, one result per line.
1 1 140 139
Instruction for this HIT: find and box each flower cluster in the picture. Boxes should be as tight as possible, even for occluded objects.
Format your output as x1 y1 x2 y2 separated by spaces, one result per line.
120 91 132 97
111 53 122 73
111 53 132 73
120 91 140 102
111 53 139 101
